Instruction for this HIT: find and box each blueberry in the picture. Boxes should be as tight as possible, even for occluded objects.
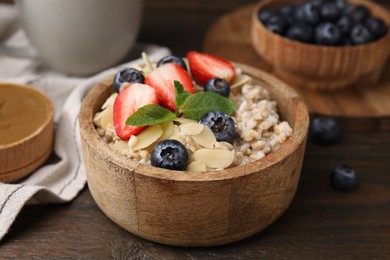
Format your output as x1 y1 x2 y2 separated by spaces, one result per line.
309 117 341 145
336 16 353 35
157 55 187 71
330 165 358 191
113 67 145 93
343 4 369 24
258 8 278 24
334 0 347 10
204 78 230 97
350 24 373 45
280 4 297 23
265 14 289 35
320 3 341 22
295 2 321 26
199 111 235 144
315 22 341 45
151 139 189 171
365 17 388 40
286 23 314 43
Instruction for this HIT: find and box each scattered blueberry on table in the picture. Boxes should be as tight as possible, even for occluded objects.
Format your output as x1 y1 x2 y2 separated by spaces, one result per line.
258 0 388 46
309 116 341 145
330 164 358 191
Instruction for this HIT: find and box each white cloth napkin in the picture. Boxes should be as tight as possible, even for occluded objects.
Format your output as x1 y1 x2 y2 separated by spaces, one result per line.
0 3 171 241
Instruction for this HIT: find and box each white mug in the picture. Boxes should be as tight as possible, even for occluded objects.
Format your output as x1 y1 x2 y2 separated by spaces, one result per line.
0 0 143 75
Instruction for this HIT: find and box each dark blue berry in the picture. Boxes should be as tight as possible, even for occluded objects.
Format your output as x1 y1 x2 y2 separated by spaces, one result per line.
320 3 341 22
280 4 297 23
258 8 278 24
151 139 189 171
343 4 369 24
199 111 235 144
265 14 289 35
365 17 388 40
350 24 373 45
113 67 144 93
157 55 187 71
309 117 341 145
295 2 321 26
315 22 341 45
286 23 314 43
204 78 230 97
334 0 347 10
330 165 358 191
337 16 353 35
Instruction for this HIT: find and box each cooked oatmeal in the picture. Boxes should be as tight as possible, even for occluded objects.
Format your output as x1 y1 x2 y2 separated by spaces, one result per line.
93 66 293 171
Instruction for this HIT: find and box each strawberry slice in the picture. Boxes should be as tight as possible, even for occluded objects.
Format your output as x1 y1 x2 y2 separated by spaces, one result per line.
187 51 235 86
113 83 159 140
145 63 195 111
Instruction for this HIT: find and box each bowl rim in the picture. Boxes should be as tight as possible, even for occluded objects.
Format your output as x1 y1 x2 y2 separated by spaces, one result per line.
79 62 309 182
252 0 390 51
0 83 54 149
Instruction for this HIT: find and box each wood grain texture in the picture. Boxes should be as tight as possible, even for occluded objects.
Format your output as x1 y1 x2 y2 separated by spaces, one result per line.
0 83 54 183
203 3 390 131
78 63 309 246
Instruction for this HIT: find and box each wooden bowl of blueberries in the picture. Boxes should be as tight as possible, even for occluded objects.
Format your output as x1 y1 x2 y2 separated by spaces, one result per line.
79 51 309 246
251 0 390 90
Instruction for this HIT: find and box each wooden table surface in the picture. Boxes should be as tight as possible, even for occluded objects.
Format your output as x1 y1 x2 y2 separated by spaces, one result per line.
1 0 390 259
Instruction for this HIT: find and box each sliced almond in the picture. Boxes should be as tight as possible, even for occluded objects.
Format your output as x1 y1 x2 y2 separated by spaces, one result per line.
194 149 234 169
128 135 138 149
142 52 155 74
109 140 129 153
191 125 216 148
158 120 174 141
100 106 114 130
102 93 118 109
179 122 204 136
187 161 207 172
173 117 197 125
132 124 163 151
230 74 252 89
93 112 102 128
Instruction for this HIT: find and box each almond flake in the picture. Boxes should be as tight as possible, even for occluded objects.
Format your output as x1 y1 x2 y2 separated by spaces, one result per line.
173 118 197 125
158 120 174 141
99 106 114 130
109 140 129 153
102 93 118 109
231 74 252 89
187 161 207 172
132 124 163 150
128 135 138 149
191 125 216 148
194 149 234 169
179 122 204 136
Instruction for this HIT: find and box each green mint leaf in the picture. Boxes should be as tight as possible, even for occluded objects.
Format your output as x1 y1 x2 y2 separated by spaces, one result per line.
174 80 190 111
179 92 235 121
126 104 177 126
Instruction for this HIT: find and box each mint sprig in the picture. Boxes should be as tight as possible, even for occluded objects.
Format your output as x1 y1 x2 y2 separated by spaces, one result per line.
126 104 176 126
126 81 235 126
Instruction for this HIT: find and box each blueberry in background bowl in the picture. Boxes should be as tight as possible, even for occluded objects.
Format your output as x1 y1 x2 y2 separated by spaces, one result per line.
251 0 390 90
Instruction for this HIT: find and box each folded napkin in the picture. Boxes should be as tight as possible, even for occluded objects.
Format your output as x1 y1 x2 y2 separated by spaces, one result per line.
0 3 171 241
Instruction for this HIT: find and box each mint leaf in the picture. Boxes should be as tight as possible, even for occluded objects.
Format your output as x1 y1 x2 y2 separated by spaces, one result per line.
126 104 177 126
174 80 190 111
179 92 235 120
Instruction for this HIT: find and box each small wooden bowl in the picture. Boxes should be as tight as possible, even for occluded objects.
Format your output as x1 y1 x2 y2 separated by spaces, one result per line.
251 0 390 90
79 63 309 247
0 83 54 183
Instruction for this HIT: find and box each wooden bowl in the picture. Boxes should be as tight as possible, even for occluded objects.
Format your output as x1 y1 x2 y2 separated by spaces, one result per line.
251 0 390 90
79 63 309 247
0 83 54 183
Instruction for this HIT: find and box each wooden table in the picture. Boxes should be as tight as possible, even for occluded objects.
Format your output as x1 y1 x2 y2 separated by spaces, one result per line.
1 0 390 259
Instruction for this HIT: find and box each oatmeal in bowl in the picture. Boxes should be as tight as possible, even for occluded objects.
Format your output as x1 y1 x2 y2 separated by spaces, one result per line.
79 51 309 246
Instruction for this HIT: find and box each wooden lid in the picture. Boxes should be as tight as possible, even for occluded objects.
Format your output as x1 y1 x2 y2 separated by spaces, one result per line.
0 83 54 183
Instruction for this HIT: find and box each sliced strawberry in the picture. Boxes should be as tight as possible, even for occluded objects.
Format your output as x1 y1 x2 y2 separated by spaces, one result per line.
113 83 159 140
145 63 195 111
187 51 235 86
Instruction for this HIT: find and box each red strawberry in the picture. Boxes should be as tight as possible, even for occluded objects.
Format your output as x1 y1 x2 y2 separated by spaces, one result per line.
187 51 235 86
145 63 195 111
113 83 159 140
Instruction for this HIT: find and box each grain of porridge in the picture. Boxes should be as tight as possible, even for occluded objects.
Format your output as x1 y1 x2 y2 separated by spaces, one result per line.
93 67 292 171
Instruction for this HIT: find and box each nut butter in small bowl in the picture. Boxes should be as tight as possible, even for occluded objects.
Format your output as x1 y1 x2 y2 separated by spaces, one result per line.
0 83 54 183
